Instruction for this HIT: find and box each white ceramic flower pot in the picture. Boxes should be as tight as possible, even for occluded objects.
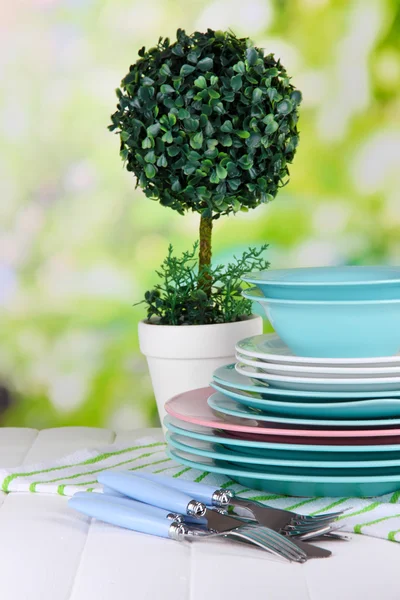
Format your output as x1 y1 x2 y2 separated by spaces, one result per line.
138 315 263 428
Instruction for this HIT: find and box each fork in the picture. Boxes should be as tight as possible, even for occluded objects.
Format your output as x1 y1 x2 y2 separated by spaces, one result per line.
69 492 308 563
130 472 342 534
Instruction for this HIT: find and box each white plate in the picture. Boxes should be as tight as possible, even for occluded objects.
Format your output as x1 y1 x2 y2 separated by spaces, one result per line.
235 363 400 393
236 353 400 378
236 333 400 366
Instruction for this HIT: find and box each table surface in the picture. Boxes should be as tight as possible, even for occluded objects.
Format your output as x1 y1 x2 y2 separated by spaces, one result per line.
1 426 399 600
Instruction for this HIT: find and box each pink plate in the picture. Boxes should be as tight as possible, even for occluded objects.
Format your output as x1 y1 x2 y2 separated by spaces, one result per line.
165 387 400 440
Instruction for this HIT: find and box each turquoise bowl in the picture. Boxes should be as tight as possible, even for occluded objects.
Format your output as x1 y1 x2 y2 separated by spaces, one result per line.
242 266 400 301
242 288 400 358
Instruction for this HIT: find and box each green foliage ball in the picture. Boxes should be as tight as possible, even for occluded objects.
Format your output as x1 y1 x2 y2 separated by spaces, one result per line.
110 28 302 218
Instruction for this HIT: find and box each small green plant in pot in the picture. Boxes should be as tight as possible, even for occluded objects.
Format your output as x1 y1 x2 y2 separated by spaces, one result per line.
109 28 301 423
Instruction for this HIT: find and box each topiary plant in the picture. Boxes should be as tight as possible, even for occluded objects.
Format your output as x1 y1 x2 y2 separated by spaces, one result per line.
109 28 301 295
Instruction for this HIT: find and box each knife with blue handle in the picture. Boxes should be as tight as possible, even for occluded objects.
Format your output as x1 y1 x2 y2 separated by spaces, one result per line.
98 471 246 533
100 486 208 525
129 472 342 531
69 492 203 540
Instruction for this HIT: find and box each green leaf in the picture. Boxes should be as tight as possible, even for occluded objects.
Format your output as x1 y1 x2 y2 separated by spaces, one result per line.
167 146 180 157
252 88 263 103
172 44 184 57
208 89 220 99
197 57 213 71
187 51 199 64
162 131 174 143
237 130 250 139
159 63 172 76
263 114 279 134
156 154 168 167
183 163 197 175
178 108 190 119
210 75 218 86
267 88 282 103
277 99 294 115
144 150 156 163
231 75 243 92
194 75 207 89
190 131 204 149
221 120 234 133
120 131 130 141
168 113 177 126
232 198 241 212
220 134 232 147
233 61 245 74
147 123 161 137
246 132 261 148
180 64 196 77
227 178 241 191
291 90 302 105
210 170 220 184
141 137 153 149
238 154 253 170
120 148 128 161
160 84 175 94
142 77 154 86
216 164 227 179
246 46 258 66
207 138 218 150
171 178 181 192
144 163 156 178
183 117 199 132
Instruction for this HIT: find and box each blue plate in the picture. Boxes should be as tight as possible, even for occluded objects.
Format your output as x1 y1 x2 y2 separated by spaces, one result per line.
213 364 400 400
167 432 400 469
210 381 400 419
242 287 400 359
166 446 400 497
242 266 400 300
207 392 400 427
164 416 400 455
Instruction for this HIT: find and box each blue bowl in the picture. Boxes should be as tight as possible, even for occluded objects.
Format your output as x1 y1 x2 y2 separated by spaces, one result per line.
242 287 400 358
242 266 400 300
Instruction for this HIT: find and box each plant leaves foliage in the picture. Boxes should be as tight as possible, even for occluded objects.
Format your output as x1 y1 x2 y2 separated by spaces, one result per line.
110 28 302 218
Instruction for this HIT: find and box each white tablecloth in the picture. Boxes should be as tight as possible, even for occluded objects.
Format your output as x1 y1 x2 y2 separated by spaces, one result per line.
0 426 399 600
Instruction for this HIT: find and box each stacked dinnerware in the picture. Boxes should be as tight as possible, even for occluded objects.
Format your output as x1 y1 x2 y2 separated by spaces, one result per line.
164 266 400 498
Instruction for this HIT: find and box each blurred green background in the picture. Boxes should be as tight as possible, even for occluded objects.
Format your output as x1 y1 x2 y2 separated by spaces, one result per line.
1 0 399 429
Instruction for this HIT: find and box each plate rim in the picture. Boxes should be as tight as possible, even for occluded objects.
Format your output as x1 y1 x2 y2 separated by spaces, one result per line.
167 431 400 469
235 362 400 385
164 416 400 452
236 334 400 366
167 446 400 483
241 266 400 287
207 391 400 427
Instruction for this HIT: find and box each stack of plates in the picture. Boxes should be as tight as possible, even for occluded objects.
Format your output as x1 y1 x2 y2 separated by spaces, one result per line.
164 266 400 497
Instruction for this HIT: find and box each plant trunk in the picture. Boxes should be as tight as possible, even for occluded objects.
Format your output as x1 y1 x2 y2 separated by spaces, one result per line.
198 214 213 296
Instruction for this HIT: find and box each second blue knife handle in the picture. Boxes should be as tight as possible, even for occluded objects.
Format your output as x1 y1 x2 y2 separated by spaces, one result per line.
133 473 218 505
98 472 199 515
69 494 172 538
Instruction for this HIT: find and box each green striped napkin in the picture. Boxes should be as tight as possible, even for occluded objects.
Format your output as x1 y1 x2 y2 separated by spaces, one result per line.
2 436 400 542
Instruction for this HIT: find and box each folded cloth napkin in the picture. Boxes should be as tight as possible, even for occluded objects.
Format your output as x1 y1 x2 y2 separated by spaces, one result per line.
1 436 400 543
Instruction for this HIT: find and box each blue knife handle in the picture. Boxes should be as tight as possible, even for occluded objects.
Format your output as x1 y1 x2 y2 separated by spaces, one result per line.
102 485 126 498
98 472 200 515
133 473 219 505
96 489 208 526
69 493 173 538
73 491 173 519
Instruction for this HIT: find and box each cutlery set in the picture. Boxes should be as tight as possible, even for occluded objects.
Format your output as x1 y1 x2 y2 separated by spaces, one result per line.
69 472 345 562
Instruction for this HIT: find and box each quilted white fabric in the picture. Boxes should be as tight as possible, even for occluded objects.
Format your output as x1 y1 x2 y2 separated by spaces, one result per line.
1 426 400 600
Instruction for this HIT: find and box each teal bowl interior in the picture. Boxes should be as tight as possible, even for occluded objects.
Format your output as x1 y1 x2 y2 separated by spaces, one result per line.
242 266 400 300
243 289 400 358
